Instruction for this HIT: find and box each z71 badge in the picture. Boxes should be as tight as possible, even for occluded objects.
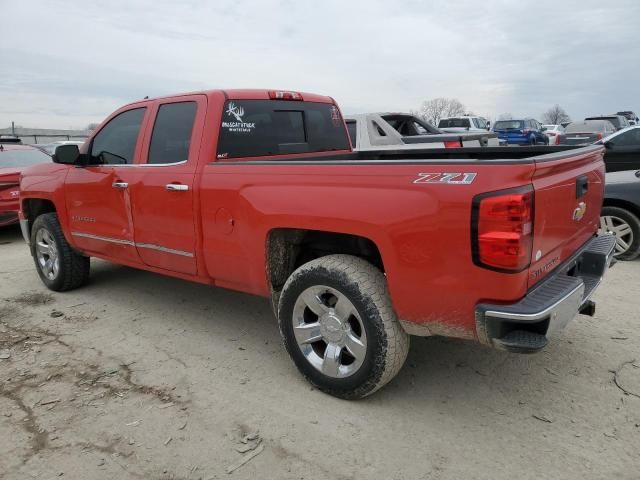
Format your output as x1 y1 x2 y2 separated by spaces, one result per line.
413 173 477 184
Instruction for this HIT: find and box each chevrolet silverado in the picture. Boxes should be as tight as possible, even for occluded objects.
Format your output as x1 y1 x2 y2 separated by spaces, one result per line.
18 89 615 399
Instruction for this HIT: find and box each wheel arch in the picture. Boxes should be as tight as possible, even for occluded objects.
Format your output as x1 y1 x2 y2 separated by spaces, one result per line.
602 198 640 219
21 198 57 239
265 228 385 306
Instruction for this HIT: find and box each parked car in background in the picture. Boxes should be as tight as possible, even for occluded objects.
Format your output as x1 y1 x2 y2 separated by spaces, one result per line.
560 120 616 145
599 125 640 172
542 124 565 145
492 118 548 145
35 140 84 155
616 111 638 125
0 144 51 227
585 115 629 131
437 116 490 133
346 113 498 151
601 169 640 260
0 135 22 144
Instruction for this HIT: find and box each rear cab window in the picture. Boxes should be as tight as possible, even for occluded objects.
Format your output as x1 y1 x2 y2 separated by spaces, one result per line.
216 100 350 159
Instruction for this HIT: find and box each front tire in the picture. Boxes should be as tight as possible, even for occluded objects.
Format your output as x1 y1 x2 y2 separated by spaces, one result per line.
278 254 409 399
31 213 90 291
599 206 640 261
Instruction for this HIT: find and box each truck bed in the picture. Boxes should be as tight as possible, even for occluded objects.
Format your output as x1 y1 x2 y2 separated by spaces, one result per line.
213 145 596 164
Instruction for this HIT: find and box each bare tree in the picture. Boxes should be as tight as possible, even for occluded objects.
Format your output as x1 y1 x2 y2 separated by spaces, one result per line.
541 104 571 125
416 97 466 126
497 113 513 121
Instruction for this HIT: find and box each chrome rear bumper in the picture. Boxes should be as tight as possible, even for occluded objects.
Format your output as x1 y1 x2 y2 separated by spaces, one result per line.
475 234 616 353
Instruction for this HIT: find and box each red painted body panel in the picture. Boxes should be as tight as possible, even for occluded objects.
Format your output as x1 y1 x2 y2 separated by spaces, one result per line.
18 89 606 341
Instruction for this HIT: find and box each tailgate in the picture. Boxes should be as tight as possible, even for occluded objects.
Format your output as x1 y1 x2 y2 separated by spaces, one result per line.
528 145 605 288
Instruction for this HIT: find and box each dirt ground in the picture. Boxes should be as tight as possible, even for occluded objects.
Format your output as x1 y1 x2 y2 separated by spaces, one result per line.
0 224 639 480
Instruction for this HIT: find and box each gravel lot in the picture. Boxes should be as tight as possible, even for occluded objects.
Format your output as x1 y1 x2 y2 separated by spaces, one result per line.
1 224 639 480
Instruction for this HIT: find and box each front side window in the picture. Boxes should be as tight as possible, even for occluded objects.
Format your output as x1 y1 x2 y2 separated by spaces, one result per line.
90 108 146 165
148 102 197 164
216 100 350 159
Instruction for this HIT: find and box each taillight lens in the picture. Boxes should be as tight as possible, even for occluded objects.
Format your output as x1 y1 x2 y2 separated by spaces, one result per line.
522 129 530 135
596 132 603 140
444 140 462 148
268 90 303 100
472 187 534 272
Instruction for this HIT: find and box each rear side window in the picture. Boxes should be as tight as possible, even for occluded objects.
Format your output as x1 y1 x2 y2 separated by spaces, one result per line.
216 100 350 159
148 102 197 164
90 108 146 165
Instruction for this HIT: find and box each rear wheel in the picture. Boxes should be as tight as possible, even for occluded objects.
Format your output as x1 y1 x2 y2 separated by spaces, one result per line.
599 206 640 260
31 213 90 291
278 254 409 399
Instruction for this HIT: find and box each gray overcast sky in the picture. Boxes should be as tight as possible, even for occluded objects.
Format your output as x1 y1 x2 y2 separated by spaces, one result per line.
1 0 639 129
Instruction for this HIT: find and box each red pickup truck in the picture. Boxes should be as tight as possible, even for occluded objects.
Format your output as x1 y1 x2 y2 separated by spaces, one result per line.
18 89 615 399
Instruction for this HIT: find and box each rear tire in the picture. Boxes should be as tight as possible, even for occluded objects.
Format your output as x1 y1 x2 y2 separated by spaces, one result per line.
599 206 640 261
278 254 409 399
31 213 90 291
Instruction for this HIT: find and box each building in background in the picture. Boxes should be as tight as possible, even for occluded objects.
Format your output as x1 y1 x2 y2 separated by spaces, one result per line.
0 126 91 144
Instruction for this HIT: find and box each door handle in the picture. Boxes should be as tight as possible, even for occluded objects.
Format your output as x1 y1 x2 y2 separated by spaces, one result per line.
166 184 189 192
576 175 588 198
112 182 128 189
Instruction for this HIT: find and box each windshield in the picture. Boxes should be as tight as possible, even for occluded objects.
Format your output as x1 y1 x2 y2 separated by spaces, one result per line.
438 118 470 128
0 148 51 168
493 120 524 130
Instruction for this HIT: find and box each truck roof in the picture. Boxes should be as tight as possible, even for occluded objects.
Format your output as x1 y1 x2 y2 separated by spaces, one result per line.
121 89 336 108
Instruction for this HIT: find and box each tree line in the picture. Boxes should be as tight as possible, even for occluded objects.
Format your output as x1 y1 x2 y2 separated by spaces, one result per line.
414 98 571 126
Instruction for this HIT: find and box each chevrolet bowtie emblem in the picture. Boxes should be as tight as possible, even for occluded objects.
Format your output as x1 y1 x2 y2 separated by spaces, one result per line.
572 202 587 221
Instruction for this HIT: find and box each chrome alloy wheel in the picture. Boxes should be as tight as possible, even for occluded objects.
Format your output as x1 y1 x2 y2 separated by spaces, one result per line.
599 215 634 255
292 285 367 379
35 228 60 280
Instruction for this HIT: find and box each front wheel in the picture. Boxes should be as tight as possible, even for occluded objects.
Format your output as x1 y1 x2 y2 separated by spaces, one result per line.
278 254 409 399
599 206 640 261
31 213 90 291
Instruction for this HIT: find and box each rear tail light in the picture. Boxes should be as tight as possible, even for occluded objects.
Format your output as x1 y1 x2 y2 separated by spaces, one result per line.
596 132 603 140
521 129 530 135
555 135 561 145
444 140 462 148
268 90 303 101
471 186 534 272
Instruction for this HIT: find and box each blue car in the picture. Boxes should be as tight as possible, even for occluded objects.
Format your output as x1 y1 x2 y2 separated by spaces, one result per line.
493 118 549 145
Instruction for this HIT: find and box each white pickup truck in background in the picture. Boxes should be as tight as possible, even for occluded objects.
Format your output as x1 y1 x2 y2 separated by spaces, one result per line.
345 113 498 151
